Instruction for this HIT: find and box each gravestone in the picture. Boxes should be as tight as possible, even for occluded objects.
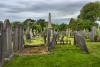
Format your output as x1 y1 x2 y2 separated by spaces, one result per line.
42 30 47 45
78 30 86 37
13 26 19 52
0 21 4 67
50 31 58 49
26 32 31 40
13 24 24 51
89 26 96 41
74 33 88 53
3 19 13 60
66 29 71 44
70 31 76 36
18 25 24 50
60 31 66 44
88 31 94 41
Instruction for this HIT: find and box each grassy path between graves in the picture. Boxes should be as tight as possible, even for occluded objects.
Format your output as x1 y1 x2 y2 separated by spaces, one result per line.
4 41 100 67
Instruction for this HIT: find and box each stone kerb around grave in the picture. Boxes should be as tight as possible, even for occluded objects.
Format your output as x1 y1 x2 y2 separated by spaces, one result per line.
3 19 13 61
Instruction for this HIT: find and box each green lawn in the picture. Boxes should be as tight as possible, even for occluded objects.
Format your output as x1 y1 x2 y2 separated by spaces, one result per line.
24 36 44 46
4 41 100 67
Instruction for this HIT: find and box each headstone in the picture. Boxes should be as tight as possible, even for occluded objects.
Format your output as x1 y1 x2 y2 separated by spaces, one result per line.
26 32 31 40
89 26 96 41
30 29 33 38
74 33 88 53
0 21 4 67
13 26 19 52
60 31 66 44
47 29 52 51
3 19 13 60
18 25 24 50
88 31 94 41
70 31 75 36
13 24 24 51
42 30 47 45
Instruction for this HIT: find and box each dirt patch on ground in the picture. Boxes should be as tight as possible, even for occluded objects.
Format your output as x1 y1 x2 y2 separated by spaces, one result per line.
15 46 48 56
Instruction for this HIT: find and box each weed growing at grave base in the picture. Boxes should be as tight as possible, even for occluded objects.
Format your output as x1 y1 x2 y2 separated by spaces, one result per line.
4 41 100 67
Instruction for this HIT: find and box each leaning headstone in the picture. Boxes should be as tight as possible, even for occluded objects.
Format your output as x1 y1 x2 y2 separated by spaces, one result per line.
0 21 4 67
3 19 13 60
74 33 88 53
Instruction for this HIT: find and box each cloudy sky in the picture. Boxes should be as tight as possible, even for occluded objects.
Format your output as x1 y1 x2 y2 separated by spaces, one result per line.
0 0 100 24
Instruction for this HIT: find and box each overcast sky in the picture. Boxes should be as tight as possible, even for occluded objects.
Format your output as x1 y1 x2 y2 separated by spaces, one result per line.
0 0 100 24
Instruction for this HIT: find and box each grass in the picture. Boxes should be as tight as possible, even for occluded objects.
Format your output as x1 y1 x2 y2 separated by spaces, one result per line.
3 41 100 67
24 35 44 46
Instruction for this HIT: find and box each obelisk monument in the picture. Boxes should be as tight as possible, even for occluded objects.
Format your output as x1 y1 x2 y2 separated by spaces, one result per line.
47 13 53 51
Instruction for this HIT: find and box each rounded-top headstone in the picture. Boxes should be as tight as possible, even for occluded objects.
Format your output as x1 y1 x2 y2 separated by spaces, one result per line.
4 19 11 29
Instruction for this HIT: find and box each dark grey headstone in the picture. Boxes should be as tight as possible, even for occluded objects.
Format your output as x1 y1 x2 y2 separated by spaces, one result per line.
0 22 4 67
74 33 88 53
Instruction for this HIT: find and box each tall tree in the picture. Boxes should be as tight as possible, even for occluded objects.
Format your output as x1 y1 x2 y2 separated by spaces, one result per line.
80 2 100 22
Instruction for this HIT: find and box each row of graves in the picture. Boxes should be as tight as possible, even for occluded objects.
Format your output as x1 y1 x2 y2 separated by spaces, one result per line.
44 29 89 53
42 13 89 53
0 13 99 67
0 19 24 67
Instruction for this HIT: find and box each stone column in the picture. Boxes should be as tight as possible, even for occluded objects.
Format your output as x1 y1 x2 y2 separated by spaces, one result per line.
46 13 53 51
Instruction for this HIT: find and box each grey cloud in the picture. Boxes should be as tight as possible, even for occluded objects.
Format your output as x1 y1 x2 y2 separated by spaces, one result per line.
6 1 86 15
0 0 99 23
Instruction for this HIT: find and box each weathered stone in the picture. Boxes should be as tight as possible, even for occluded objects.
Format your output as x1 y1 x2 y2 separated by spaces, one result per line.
89 31 94 41
74 33 88 53
13 24 24 51
89 26 97 41
3 19 13 60
0 21 4 67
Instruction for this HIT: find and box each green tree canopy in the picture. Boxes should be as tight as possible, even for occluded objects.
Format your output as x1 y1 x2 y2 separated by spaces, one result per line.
80 2 100 22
